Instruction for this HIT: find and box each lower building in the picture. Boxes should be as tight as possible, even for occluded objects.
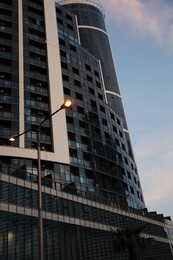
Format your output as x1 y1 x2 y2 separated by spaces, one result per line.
0 162 173 259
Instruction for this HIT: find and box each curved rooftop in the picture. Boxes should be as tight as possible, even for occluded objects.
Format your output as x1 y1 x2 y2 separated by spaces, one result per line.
58 0 105 18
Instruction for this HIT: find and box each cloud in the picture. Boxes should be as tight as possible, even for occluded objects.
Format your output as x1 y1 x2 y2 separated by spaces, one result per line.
99 0 173 51
96 0 173 217
142 165 173 217
134 131 173 217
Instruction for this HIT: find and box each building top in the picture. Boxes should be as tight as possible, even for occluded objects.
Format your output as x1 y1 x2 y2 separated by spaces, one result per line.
58 0 105 18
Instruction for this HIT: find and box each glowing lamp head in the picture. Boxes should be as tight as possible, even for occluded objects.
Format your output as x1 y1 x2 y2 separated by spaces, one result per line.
64 100 72 108
60 100 72 110
9 136 16 142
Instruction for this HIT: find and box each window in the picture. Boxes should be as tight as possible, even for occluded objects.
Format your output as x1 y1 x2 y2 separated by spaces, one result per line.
85 64 91 71
119 131 123 138
77 106 84 114
60 50 66 58
89 112 99 124
90 99 97 108
81 136 88 145
79 120 86 128
104 132 110 139
70 148 77 158
59 38 65 46
127 171 131 179
115 138 120 146
57 7 62 14
124 157 128 165
66 116 74 124
100 105 105 113
113 125 117 133
131 163 134 170
68 131 76 141
66 14 72 21
70 44 76 52
73 67 79 75
98 93 103 100
137 191 140 199
95 127 100 134
94 70 99 77
89 87 95 95
75 92 83 101
122 144 126 151
28 6 42 15
70 166 79 175
134 177 137 184
61 62 68 69
130 186 134 194
67 23 74 31
74 79 81 87
63 87 70 95
102 118 107 126
96 81 101 89
117 118 121 125
87 75 93 83
62 74 69 82
57 18 63 24
118 152 123 161
110 112 115 120
83 154 90 168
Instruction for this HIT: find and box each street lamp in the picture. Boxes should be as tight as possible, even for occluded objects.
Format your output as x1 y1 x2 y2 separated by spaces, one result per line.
9 99 72 260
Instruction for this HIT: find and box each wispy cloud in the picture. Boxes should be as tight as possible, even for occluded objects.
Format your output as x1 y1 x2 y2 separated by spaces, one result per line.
141 165 173 217
134 131 173 217
97 0 173 216
97 0 173 217
99 0 173 51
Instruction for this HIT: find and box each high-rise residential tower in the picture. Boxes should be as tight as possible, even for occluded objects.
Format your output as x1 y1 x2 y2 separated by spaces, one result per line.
0 0 144 209
0 0 173 259
58 0 143 208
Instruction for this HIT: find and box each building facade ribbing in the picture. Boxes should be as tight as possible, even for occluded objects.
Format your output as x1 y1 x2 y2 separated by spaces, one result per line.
0 0 173 259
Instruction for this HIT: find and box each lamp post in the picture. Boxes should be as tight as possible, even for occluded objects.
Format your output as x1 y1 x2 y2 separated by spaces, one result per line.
9 100 72 260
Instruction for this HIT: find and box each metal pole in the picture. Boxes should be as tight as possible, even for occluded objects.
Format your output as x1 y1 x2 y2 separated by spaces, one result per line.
9 100 72 260
37 129 43 260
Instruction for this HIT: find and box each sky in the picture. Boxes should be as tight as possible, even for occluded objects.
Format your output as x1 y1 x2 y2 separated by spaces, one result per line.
97 0 173 218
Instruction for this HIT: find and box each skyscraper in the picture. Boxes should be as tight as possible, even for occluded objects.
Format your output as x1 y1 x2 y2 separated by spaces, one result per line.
58 0 144 209
0 0 144 210
0 0 173 259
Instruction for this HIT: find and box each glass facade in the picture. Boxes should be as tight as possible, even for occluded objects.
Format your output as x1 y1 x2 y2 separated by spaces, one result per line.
0 166 173 259
57 1 144 209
